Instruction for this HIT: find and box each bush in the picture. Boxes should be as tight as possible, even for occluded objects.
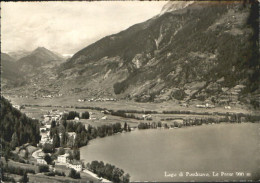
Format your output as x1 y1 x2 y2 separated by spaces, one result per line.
42 143 54 153
69 169 81 179
54 170 66 176
3 164 35 175
44 154 52 165
44 172 55 176
38 165 49 173
19 172 29 183
82 111 90 119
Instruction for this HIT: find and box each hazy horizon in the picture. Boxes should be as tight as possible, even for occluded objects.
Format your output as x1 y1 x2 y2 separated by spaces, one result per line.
1 1 166 55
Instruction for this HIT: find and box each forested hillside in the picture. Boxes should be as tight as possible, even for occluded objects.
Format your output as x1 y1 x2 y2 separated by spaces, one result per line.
0 96 41 157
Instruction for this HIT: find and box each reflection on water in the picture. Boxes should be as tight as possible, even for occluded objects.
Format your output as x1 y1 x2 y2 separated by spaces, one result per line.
80 123 260 181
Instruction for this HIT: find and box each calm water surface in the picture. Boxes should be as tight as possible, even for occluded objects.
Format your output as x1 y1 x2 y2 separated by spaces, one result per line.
80 123 260 181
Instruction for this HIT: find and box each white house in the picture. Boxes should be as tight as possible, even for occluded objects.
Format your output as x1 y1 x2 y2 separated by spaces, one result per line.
142 114 152 119
101 116 107 120
45 124 51 129
67 161 82 172
37 158 47 165
44 115 51 123
196 104 206 108
13 105 21 110
57 153 70 164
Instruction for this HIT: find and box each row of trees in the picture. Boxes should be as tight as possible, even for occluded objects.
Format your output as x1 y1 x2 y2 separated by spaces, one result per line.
63 111 90 120
1 164 35 176
87 161 130 183
138 122 164 129
75 106 158 115
162 110 260 122
110 111 144 120
50 120 131 149
138 115 260 130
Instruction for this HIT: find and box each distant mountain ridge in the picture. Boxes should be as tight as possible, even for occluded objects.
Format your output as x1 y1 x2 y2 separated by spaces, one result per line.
18 47 65 73
1 47 65 91
7 49 31 61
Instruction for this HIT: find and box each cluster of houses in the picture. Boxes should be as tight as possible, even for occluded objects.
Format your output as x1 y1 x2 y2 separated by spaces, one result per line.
39 126 77 147
43 109 65 123
78 98 117 102
34 149 83 172
13 104 22 110
195 103 215 108
56 153 82 172
33 150 48 165
39 109 78 146
218 85 245 106
42 95 54 98
142 114 152 120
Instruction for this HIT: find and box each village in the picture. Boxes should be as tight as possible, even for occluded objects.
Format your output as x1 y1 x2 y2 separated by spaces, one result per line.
8 108 112 182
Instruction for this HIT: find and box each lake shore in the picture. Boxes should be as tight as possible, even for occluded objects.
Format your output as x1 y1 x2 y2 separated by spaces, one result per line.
80 123 260 182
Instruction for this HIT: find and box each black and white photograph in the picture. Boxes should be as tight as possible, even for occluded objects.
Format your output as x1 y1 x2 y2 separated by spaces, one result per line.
0 0 259 182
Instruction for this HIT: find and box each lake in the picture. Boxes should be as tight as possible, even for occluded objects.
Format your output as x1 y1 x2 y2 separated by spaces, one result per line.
80 123 260 182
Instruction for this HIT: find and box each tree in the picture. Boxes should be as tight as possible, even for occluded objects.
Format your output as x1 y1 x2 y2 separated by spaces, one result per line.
124 122 127 131
53 132 60 148
112 168 124 183
69 169 80 179
123 173 130 183
58 147 65 155
19 172 29 183
82 111 90 119
67 111 80 120
127 125 131 132
51 120 56 128
42 143 54 153
68 151 74 161
10 132 19 149
24 149 29 159
50 121 56 138
73 148 80 160
44 154 52 165
38 165 49 173
60 131 67 147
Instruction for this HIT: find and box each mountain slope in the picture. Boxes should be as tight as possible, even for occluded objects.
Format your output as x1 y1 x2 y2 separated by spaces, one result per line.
57 1 259 107
2 47 67 96
1 53 26 88
18 47 65 74
10 47 67 97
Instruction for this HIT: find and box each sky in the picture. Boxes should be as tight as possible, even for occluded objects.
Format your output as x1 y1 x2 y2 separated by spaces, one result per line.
1 1 166 55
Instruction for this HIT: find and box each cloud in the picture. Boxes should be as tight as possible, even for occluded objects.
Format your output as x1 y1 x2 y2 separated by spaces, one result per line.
1 1 166 54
